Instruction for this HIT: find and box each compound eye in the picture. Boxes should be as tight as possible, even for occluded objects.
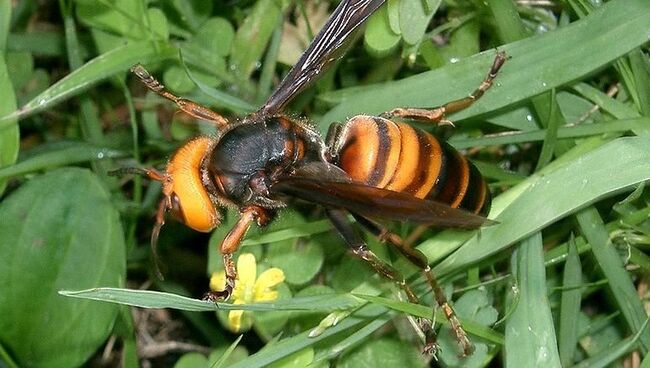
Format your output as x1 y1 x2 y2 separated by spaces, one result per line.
169 193 185 223
167 189 219 232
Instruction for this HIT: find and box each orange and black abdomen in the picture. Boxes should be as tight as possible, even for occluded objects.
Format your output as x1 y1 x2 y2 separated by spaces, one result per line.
335 116 491 216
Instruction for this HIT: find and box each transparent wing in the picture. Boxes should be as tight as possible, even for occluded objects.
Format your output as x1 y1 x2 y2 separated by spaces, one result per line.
259 0 386 115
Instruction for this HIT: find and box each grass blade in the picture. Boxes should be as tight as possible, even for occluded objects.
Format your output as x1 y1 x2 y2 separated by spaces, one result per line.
0 1 18 194
558 235 582 366
505 233 561 367
432 136 650 277
573 318 650 368
576 207 650 352
60 288 364 312
0 41 176 126
0 143 125 181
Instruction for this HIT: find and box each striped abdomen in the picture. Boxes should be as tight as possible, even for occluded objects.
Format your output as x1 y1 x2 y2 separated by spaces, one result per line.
334 115 491 216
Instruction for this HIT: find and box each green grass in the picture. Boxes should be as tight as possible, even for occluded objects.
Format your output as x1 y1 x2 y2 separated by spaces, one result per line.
1 0 650 367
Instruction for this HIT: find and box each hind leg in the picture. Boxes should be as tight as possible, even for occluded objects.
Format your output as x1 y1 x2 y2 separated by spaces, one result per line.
352 214 474 356
381 52 507 127
326 209 439 354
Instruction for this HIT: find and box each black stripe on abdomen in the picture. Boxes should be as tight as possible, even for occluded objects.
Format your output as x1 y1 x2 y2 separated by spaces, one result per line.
367 117 392 187
459 163 489 214
429 142 469 208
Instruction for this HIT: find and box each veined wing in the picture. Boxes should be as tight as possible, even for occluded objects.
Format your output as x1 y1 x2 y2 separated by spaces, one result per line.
259 0 386 115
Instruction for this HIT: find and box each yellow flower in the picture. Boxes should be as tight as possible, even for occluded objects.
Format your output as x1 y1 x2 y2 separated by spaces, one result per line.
210 253 285 332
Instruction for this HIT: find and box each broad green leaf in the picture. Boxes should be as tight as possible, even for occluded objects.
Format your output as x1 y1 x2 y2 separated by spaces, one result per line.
398 0 441 45
320 0 650 125
0 168 125 368
164 0 212 32
185 63 257 114
331 254 375 292
192 17 235 58
89 28 128 56
386 0 401 35
505 233 561 367
163 64 199 93
242 219 331 246
76 0 149 39
338 338 426 368
289 285 338 331
0 40 176 126
438 19 480 61
252 283 292 339
266 237 324 286
146 8 170 42
364 3 400 57
172 18 233 92
208 211 322 275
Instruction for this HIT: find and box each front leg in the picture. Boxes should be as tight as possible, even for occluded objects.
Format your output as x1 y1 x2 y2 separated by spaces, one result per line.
131 64 230 128
204 206 270 301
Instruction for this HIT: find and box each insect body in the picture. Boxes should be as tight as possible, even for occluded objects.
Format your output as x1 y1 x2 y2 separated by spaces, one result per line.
118 0 506 356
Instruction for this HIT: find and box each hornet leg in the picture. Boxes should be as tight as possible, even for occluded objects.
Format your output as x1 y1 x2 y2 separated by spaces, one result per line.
381 52 507 126
131 64 230 128
204 206 270 301
326 209 438 351
327 209 420 303
352 214 474 356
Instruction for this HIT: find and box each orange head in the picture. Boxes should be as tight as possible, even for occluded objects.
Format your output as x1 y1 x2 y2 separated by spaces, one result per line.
110 136 222 278
160 136 221 233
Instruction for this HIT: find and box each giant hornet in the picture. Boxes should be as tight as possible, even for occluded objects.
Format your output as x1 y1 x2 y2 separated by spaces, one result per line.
116 0 506 356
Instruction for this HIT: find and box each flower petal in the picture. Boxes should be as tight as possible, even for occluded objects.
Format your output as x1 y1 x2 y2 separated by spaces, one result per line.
256 268 285 288
237 253 257 287
254 268 285 300
255 290 279 302
209 271 226 292
228 309 244 332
